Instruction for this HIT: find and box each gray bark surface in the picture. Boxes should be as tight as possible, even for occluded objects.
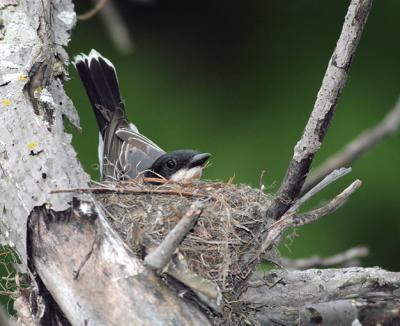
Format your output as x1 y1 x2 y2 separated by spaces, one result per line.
244 268 400 325
0 1 210 324
0 0 88 264
28 200 210 325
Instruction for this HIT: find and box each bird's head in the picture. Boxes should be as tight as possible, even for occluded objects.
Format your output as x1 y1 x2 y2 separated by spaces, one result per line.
145 150 211 183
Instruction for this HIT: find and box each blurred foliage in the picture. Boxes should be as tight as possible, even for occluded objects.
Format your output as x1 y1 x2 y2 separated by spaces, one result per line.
67 0 400 270
0 246 27 316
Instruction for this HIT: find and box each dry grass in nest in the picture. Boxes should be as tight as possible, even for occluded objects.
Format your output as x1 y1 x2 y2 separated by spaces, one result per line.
95 180 272 296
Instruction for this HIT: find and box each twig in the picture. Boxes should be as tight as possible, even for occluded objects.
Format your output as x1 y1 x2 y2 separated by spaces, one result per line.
302 97 400 194
144 202 204 271
265 0 373 222
287 167 351 214
96 0 134 54
257 179 362 257
50 186 209 198
78 0 109 20
280 246 369 270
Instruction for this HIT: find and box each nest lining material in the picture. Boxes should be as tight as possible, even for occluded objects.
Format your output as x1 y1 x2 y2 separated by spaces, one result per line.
96 180 272 294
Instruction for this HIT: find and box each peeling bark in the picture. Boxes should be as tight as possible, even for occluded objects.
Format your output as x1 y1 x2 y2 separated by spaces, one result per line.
28 198 210 325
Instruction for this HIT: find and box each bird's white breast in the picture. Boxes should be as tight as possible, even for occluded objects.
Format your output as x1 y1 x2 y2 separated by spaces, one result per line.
170 166 203 184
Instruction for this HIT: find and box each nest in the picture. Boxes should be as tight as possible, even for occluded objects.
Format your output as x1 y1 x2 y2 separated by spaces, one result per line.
95 180 272 300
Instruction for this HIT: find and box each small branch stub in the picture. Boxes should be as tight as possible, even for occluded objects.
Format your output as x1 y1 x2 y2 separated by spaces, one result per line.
145 201 204 271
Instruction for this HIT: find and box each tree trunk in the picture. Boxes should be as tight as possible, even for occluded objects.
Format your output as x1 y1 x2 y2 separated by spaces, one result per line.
0 1 209 324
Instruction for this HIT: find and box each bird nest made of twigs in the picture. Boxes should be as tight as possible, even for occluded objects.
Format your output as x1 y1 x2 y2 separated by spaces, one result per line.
95 180 272 299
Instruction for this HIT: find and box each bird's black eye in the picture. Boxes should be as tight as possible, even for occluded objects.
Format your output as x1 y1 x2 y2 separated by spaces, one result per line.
166 159 176 169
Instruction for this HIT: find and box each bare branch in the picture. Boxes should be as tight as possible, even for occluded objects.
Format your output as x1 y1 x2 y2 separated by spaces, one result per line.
144 201 204 271
280 246 369 270
97 0 135 54
51 186 209 198
257 179 362 259
288 167 351 214
265 0 373 222
244 267 400 325
78 0 134 54
78 0 109 20
302 97 400 194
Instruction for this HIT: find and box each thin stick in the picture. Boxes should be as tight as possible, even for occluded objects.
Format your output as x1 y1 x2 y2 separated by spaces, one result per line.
78 0 109 20
302 97 400 194
257 179 362 257
144 202 204 271
265 0 373 222
280 246 369 270
50 187 209 198
288 167 351 214
97 0 134 54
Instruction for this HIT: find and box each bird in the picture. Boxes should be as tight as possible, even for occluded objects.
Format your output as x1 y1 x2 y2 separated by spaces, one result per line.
73 49 211 183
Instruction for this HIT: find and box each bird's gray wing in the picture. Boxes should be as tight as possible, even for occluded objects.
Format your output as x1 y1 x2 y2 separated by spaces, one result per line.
116 127 165 179
101 107 129 180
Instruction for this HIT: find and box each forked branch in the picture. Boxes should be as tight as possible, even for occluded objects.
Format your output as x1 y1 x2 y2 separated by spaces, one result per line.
256 179 362 259
302 96 400 194
265 0 373 222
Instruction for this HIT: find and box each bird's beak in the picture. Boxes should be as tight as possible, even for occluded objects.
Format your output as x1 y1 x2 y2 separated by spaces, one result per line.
188 153 211 168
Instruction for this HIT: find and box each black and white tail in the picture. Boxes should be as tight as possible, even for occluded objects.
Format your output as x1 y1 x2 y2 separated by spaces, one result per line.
74 49 132 179
73 49 126 137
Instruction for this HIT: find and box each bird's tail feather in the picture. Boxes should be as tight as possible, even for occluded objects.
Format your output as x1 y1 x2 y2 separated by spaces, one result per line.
74 49 126 136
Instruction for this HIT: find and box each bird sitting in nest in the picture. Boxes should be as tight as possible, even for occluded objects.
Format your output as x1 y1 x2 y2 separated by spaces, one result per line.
74 49 211 183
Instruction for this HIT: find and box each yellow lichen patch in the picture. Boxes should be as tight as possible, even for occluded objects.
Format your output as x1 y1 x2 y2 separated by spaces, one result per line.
27 141 38 151
18 75 28 81
2 99 12 106
33 87 43 98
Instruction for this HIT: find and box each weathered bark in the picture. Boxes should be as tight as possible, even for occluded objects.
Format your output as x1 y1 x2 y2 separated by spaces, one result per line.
28 199 209 325
244 268 400 325
0 0 209 324
0 0 86 266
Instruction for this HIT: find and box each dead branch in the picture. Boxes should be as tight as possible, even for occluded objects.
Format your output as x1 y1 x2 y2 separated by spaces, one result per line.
145 201 205 271
78 0 108 20
302 96 400 194
287 167 351 213
51 186 209 197
244 267 400 325
232 0 373 297
280 245 369 270
265 0 373 222
78 0 134 54
96 0 134 54
256 179 362 258
28 199 210 325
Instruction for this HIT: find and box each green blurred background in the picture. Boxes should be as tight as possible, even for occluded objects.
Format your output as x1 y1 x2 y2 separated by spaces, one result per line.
67 0 400 270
